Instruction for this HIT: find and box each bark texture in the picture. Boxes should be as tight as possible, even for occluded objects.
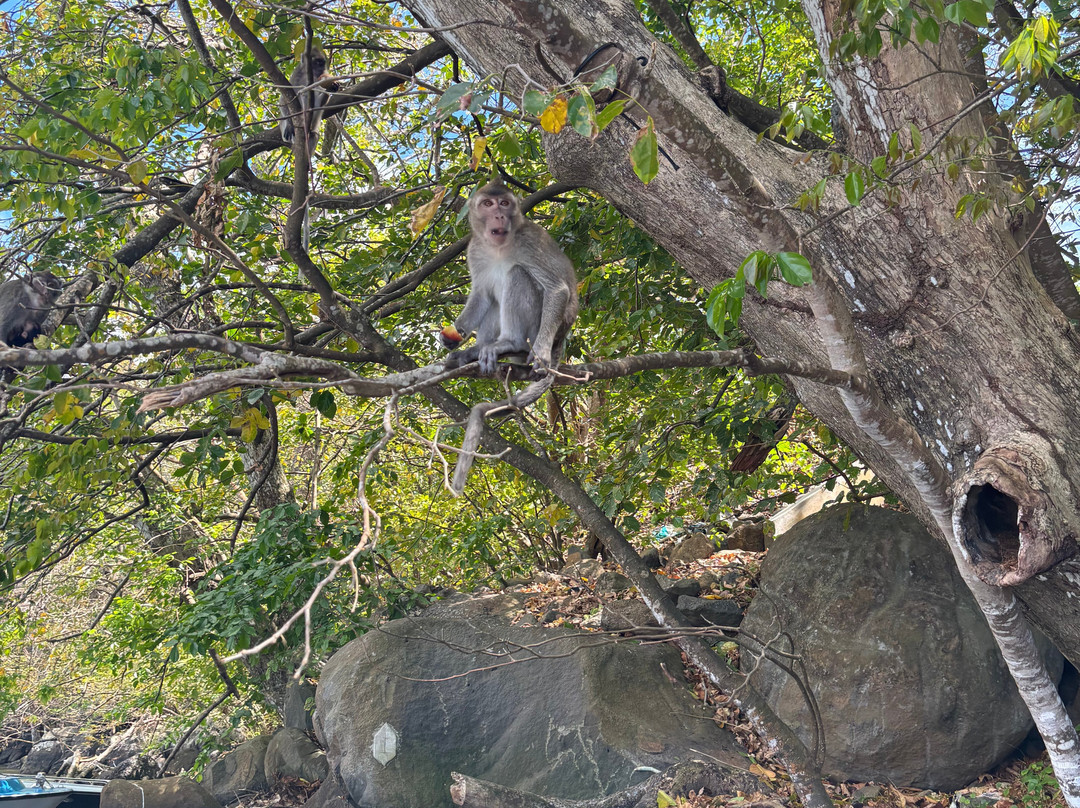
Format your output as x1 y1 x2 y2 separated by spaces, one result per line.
404 0 1080 664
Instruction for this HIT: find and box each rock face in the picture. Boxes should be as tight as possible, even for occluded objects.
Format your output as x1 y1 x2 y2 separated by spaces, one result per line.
201 734 271 804
100 775 221 808
316 615 745 807
285 679 317 731
740 504 1063 790
19 737 64 774
265 727 328 784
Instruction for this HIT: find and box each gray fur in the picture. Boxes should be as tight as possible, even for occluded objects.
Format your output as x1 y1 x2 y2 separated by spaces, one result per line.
444 182 578 375
279 49 330 155
0 271 61 347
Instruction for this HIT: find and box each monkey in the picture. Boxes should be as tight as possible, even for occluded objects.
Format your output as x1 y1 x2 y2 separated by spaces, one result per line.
0 271 61 348
279 47 333 156
440 182 578 496
442 182 579 376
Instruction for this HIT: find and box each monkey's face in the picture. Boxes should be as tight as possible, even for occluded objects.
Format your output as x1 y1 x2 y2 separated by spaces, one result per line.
473 194 515 246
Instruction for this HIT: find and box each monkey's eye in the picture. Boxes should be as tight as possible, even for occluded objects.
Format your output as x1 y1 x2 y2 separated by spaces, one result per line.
482 199 494 207
499 199 510 206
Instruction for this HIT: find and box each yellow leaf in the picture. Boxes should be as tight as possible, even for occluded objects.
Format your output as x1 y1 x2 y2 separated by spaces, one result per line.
540 97 568 133
470 136 487 171
127 159 148 184
657 790 676 808
749 763 777 780
409 186 447 236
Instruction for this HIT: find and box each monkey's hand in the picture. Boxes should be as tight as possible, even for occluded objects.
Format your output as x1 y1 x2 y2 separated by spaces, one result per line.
528 347 554 373
477 345 502 376
440 325 464 350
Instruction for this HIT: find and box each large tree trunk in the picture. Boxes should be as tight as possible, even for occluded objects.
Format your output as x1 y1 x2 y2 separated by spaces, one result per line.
405 0 1080 664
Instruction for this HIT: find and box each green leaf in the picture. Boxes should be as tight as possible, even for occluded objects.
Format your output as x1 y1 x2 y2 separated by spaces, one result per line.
596 99 626 131
844 171 865 205
311 390 337 419
436 83 472 116
888 131 901 161
523 89 551 116
127 159 148 184
871 155 888 178
490 131 523 159
567 92 597 138
589 65 619 93
944 0 988 27
908 123 922 153
915 15 940 43
629 118 659 184
776 252 813 286
216 150 243 180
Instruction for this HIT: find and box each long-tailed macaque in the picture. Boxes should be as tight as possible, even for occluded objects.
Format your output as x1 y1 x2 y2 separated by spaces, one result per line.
442 182 578 375
279 48 333 154
0 271 61 347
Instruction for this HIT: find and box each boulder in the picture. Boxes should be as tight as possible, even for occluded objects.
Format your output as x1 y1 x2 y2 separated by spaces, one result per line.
100 776 221 808
0 726 31 766
725 522 766 552
561 558 602 580
316 614 745 807
303 775 359 808
675 596 742 627
285 679 317 731
658 576 701 599
599 599 659 634
265 727 328 784
201 734 271 803
593 571 633 595
740 504 1063 790
668 532 715 564
19 737 64 775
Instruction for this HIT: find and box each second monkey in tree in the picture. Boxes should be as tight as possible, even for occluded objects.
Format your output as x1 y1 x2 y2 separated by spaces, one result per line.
443 182 578 374
279 47 333 154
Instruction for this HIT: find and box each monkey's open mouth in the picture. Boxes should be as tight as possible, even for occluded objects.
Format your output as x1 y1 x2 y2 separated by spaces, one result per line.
490 228 508 237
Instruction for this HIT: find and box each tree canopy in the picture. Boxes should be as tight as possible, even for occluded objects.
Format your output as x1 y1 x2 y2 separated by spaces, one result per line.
1 0 1079 799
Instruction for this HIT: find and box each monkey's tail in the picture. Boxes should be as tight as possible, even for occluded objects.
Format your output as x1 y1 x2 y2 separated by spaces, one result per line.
302 207 310 252
449 375 555 496
450 404 488 496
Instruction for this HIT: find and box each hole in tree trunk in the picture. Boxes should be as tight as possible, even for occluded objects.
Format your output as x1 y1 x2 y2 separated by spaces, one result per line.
964 484 1021 565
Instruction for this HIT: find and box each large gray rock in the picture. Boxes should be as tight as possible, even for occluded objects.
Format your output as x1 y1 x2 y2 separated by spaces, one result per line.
303 775 359 808
741 504 1063 790
265 727 328 784
19 737 64 775
316 614 745 807
201 734 271 803
101 776 221 808
285 679 318 731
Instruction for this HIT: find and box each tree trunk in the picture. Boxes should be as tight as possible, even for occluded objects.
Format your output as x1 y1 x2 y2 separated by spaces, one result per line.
403 0 1080 665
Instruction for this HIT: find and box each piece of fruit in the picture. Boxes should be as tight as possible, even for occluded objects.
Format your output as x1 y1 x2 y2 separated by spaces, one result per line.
441 325 463 345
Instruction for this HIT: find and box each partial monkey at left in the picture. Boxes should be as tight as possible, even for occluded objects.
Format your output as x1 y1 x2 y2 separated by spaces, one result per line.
0 271 62 348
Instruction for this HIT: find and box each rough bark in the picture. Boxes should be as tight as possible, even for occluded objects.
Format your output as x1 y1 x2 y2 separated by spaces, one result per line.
403 0 1080 667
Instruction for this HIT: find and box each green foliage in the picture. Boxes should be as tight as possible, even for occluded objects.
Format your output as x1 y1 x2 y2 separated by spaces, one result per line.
0 0 878 744
1004 761 1063 808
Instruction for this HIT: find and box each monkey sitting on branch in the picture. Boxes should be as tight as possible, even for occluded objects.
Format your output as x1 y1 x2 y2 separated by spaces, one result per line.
279 47 335 155
441 181 579 375
440 181 579 495
0 271 62 348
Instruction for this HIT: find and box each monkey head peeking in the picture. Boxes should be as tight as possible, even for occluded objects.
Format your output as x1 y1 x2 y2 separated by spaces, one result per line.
0 271 62 348
442 182 578 375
